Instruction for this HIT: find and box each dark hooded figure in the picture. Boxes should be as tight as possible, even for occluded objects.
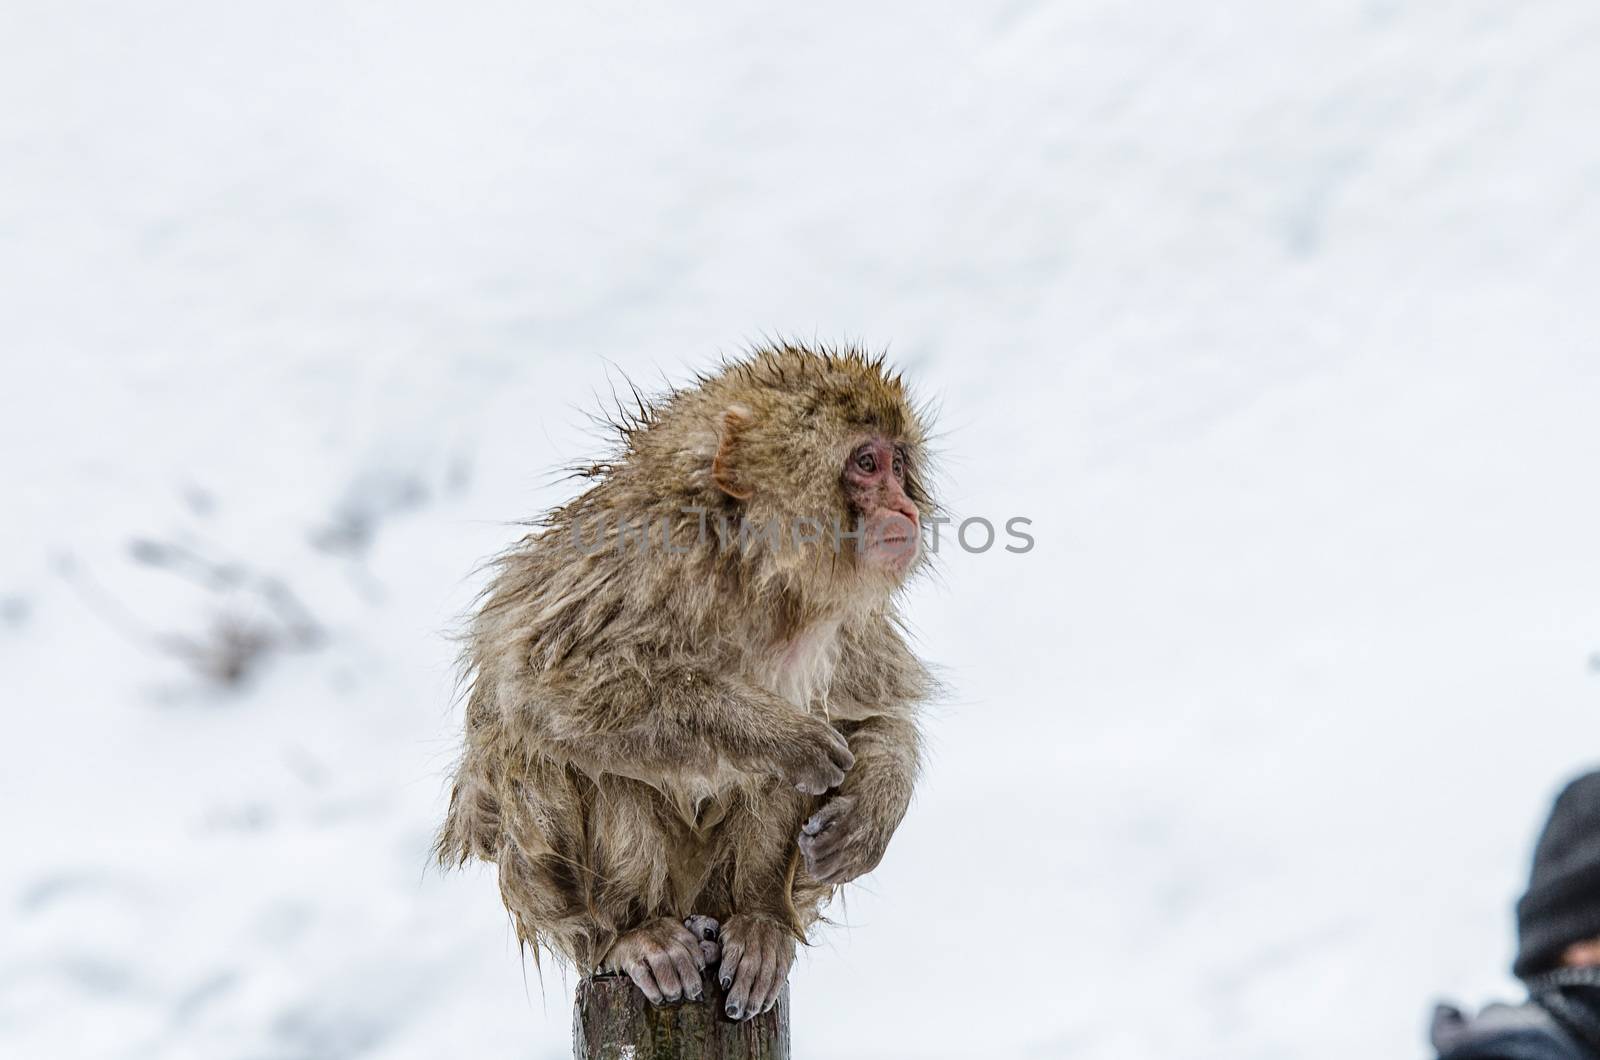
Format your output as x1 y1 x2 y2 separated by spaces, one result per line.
1432 770 1600 1060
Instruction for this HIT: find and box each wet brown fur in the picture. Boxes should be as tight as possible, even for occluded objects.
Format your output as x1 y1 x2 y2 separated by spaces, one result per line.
435 342 936 972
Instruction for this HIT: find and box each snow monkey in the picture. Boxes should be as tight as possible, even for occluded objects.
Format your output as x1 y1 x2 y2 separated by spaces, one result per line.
435 343 936 1021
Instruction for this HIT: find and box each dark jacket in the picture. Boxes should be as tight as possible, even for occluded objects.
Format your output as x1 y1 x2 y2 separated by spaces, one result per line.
1434 969 1600 1060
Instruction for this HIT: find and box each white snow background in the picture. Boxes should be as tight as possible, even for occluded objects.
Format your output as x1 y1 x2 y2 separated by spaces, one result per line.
3 2 1599 1058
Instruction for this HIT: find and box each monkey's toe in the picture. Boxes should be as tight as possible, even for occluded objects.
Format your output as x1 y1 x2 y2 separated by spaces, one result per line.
684 914 721 965
684 914 719 941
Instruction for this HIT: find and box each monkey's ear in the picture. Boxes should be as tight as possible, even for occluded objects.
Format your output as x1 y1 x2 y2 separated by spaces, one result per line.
711 405 754 501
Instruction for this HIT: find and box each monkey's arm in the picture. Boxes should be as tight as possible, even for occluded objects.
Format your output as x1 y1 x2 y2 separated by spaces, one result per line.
798 711 920 884
501 661 856 794
799 619 930 885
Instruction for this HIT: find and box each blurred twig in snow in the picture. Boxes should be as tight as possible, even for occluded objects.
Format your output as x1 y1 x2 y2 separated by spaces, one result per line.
64 538 325 692
310 468 430 557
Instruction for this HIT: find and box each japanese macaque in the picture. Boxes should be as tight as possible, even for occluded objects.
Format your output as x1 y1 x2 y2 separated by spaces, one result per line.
435 343 936 1020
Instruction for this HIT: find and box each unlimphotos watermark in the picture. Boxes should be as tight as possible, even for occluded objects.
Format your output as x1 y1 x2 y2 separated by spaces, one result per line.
561 508 1034 556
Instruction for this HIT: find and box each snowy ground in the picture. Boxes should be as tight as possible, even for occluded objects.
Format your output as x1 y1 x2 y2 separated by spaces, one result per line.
4 2 1600 1058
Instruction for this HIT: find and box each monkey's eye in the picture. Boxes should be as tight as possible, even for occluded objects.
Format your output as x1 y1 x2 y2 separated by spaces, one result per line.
892 453 905 478
855 451 877 474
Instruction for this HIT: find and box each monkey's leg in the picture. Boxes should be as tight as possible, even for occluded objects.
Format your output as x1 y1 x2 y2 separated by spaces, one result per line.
489 759 628 970
498 845 611 970
706 785 811 1021
599 918 712 1005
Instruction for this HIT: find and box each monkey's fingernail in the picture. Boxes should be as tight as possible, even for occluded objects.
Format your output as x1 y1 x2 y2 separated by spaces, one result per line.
726 1004 740 1019
702 927 715 939
720 977 731 990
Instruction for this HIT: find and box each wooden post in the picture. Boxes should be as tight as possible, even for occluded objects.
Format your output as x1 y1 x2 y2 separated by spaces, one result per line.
574 972 790 1060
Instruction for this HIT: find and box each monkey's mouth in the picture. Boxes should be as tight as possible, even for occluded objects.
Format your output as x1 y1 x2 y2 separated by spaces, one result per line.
867 533 920 566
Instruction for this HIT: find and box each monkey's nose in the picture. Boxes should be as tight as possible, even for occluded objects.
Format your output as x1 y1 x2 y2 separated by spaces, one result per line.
889 500 919 528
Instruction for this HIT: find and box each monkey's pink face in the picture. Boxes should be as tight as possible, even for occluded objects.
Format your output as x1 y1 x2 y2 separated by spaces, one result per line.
844 436 921 575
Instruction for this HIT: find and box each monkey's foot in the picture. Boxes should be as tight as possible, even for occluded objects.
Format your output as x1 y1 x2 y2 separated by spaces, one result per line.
715 913 795 1021
601 918 712 1006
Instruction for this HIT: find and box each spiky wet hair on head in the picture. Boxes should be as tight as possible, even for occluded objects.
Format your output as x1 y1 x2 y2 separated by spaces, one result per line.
685 342 932 517
557 340 936 606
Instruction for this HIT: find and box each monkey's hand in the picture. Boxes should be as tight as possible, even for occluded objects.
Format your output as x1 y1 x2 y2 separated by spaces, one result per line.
770 716 855 795
798 795 889 885
716 913 795 1021
601 917 715 1006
